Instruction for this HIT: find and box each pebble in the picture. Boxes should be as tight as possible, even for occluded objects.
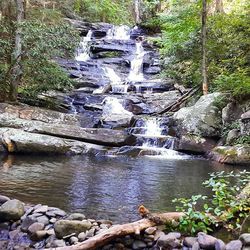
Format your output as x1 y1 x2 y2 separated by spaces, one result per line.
78 232 87 242
70 236 79 244
28 222 45 234
132 240 147 249
144 227 157 235
51 239 66 247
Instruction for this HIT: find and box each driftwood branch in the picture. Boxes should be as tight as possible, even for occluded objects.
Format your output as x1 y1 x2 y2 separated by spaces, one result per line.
157 87 199 114
56 207 184 250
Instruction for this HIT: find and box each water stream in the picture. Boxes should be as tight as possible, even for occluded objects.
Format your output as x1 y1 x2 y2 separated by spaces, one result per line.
75 30 92 61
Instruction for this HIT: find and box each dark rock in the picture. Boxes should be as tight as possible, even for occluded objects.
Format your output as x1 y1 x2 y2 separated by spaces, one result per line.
20 216 37 232
240 111 250 136
0 195 10 205
132 240 147 249
215 239 226 250
177 134 217 154
157 234 181 249
0 199 25 222
222 102 243 125
225 240 242 250
54 219 91 239
240 233 250 246
197 232 217 250
183 237 198 247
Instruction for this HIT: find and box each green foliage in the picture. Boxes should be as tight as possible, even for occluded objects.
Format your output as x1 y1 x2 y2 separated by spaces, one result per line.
73 0 134 25
234 135 250 146
172 171 250 235
157 0 250 97
0 17 79 101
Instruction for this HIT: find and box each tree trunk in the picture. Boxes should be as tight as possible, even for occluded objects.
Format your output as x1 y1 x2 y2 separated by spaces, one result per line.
202 0 208 95
9 0 24 102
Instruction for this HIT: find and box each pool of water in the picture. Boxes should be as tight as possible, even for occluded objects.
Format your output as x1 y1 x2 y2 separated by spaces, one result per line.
0 154 245 223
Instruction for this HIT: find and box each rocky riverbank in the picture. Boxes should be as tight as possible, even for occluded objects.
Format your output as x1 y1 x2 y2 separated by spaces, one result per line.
0 195 249 250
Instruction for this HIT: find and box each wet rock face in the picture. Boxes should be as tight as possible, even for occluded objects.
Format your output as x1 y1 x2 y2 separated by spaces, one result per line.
0 200 25 222
173 92 225 138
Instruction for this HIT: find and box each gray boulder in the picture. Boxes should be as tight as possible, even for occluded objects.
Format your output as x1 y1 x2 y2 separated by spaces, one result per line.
157 233 181 249
0 128 90 154
0 195 10 205
0 199 25 222
209 145 250 165
176 134 216 154
240 111 250 136
197 232 217 250
54 219 92 239
240 234 250 246
173 92 225 137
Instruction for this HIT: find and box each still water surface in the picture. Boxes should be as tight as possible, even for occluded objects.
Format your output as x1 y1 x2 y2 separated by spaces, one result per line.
0 154 244 223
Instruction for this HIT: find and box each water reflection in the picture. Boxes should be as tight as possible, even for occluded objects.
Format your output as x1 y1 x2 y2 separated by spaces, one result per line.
0 154 244 223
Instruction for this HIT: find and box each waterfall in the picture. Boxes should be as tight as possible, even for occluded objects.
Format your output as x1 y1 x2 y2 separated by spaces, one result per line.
104 67 128 94
75 30 92 61
128 41 145 82
144 118 162 137
102 97 132 116
106 25 130 40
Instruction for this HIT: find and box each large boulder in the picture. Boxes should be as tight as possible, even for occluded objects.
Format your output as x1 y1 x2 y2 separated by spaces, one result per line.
0 199 25 222
0 115 136 147
176 134 217 154
0 128 93 154
173 92 225 137
54 220 92 239
209 145 250 165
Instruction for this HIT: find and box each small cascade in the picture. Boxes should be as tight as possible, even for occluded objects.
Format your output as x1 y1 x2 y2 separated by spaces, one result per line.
75 30 92 61
104 67 128 94
106 25 131 40
144 118 162 137
102 97 131 116
128 41 145 83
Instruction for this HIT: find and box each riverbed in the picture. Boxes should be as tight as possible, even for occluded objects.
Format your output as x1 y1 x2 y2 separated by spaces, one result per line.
0 154 243 223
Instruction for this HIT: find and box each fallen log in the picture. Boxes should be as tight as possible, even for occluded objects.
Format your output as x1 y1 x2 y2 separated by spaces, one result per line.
157 87 199 114
56 207 184 250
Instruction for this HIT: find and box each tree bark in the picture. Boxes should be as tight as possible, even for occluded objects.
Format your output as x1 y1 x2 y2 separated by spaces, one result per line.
56 211 184 250
9 0 24 102
202 0 208 95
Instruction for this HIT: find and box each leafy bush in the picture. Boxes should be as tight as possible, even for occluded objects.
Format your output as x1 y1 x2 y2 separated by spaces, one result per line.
172 171 250 235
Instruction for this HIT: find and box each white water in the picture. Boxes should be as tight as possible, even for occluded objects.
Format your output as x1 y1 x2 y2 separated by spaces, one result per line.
106 25 130 40
75 30 92 61
102 97 132 116
144 118 162 137
104 67 128 94
128 41 145 82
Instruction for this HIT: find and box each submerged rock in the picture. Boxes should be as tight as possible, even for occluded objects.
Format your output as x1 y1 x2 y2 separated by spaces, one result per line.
209 145 250 164
173 92 225 137
0 199 25 222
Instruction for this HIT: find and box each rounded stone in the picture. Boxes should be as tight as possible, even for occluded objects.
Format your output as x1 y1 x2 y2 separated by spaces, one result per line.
67 213 86 221
132 240 147 249
240 234 250 246
197 232 217 250
226 240 242 250
51 239 66 247
0 199 25 222
144 227 157 235
70 236 79 244
28 222 45 234
183 237 198 247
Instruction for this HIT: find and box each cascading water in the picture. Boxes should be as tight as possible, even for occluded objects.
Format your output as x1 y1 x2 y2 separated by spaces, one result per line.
102 97 132 116
128 41 145 83
75 30 92 61
104 67 128 94
106 25 130 40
